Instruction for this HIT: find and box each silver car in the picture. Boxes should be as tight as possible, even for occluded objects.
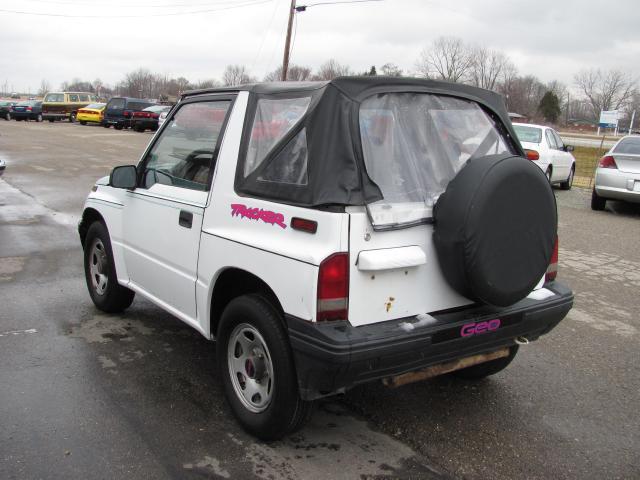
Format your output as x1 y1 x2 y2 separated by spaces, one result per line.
592 135 640 210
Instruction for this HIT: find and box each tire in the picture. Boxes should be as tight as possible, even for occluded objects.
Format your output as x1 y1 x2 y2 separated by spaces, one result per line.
36 114 43 122
69 112 76 123
114 124 123 130
133 125 144 132
84 222 135 313
560 165 574 190
545 167 552 183
48 119 55 123
591 188 606 211
103 123 110 128
217 294 313 440
4 113 9 121
453 346 519 380
80 121 87 125
433 154 557 307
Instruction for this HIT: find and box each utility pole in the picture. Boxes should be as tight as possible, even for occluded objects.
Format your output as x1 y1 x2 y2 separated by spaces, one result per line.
281 0 296 81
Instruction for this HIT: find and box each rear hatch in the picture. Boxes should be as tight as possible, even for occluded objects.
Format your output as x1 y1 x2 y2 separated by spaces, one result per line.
105 98 126 120
347 92 519 327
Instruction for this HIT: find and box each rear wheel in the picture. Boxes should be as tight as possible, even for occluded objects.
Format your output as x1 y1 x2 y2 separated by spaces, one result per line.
84 222 135 313
453 346 519 380
217 294 313 440
545 167 552 183
48 118 54 123
80 120 87 125
36 114 43 122
560 165 574 190
103 123 110 128
114 124 123 130
4 113 9 121
69 112 76 123
591 188 606 211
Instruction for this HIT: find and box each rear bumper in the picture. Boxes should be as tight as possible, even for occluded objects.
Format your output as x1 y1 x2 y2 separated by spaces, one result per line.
287 281 573 400
104 117 130 127
43 113 68 120
595 168 640 203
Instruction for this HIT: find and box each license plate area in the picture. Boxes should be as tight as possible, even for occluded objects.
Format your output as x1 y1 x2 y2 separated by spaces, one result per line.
431 314 523 344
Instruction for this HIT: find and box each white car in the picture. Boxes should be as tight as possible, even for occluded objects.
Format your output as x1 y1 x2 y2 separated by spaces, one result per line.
512 123 576 189
79 78 573 440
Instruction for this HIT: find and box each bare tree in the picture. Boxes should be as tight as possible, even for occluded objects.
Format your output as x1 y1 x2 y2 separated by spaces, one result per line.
380 63 403 77
498 74 546 119
38 79 50 96
574 69 637 120
468 47 514 91
312 59 352 81
264 64 313 82
222 65 256 86
194 79 221 89
416 37 472 82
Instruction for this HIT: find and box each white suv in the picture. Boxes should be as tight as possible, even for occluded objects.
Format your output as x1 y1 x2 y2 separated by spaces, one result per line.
79 78 573 440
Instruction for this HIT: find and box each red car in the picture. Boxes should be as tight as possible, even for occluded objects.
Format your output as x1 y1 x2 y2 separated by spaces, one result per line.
131 105 171 132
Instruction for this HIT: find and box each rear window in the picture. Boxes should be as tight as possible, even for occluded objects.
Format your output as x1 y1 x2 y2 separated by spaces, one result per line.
360 93 512 228
613 137 640 155
44 93 64 102
128 102 152 111
108 98 126 109
85 103 105 110
513 125 542 144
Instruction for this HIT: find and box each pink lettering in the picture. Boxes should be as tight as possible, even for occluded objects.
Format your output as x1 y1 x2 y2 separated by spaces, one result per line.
460 319 501 337
230 204 287 230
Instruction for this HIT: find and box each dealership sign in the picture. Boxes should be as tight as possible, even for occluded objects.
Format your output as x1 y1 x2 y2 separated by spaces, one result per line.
599 110 619 128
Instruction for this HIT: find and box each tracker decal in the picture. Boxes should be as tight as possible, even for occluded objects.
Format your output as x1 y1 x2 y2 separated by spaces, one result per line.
230 203 287 229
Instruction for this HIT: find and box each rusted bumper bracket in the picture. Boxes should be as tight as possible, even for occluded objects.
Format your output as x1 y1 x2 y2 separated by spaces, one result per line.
382 347 510 388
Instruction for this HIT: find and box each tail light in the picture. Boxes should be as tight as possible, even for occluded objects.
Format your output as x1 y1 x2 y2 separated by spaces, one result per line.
524 149 539 161
317 253 349 322
599 155 617 169
26 107 32 111
123 110 131 118
545 237 558 283
151 113 159 119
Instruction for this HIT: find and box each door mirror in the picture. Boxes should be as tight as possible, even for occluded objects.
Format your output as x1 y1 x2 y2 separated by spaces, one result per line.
564 145 574 152
110 165 137 189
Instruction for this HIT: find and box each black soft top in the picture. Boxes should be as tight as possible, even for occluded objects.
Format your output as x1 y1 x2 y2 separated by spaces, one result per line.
184 77 522 207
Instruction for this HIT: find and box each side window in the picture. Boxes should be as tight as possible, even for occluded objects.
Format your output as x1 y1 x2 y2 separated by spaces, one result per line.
68 94 79 102
141 100 231 192
79 94 89 102
244 96 311 177
545 130 558 150
552 130 564 150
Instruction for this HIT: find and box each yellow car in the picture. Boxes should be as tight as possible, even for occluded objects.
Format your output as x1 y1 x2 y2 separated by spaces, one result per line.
77 103 106 125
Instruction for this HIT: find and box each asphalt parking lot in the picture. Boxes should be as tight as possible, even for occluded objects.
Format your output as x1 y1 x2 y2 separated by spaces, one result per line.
1 121 638 480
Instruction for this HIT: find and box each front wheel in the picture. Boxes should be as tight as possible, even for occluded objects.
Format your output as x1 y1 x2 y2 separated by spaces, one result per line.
4 112 9 121
80 121 87 125
217 295 313 440
69 112 76 123
545 167 552 183
36 114 43 122
84 222 135 313
453 346 519 380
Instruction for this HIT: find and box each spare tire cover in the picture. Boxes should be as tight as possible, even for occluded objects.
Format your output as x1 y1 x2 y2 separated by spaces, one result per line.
433 153 557 307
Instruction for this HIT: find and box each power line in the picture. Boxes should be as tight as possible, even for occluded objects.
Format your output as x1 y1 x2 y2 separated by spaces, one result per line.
300 0 383 8
17 0 248 9
0 0 271 18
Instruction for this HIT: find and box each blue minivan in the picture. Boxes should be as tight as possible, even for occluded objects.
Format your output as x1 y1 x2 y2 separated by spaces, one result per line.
103 97 154 130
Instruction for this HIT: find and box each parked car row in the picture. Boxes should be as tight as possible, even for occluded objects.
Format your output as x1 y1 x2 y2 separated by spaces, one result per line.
2 94 173 133
0 100 44 122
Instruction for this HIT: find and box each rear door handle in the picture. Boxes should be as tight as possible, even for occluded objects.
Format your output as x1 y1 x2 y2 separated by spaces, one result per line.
179 210 193 229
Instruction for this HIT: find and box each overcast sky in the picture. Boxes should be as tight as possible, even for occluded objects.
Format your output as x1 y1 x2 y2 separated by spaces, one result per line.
1 0 638 93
